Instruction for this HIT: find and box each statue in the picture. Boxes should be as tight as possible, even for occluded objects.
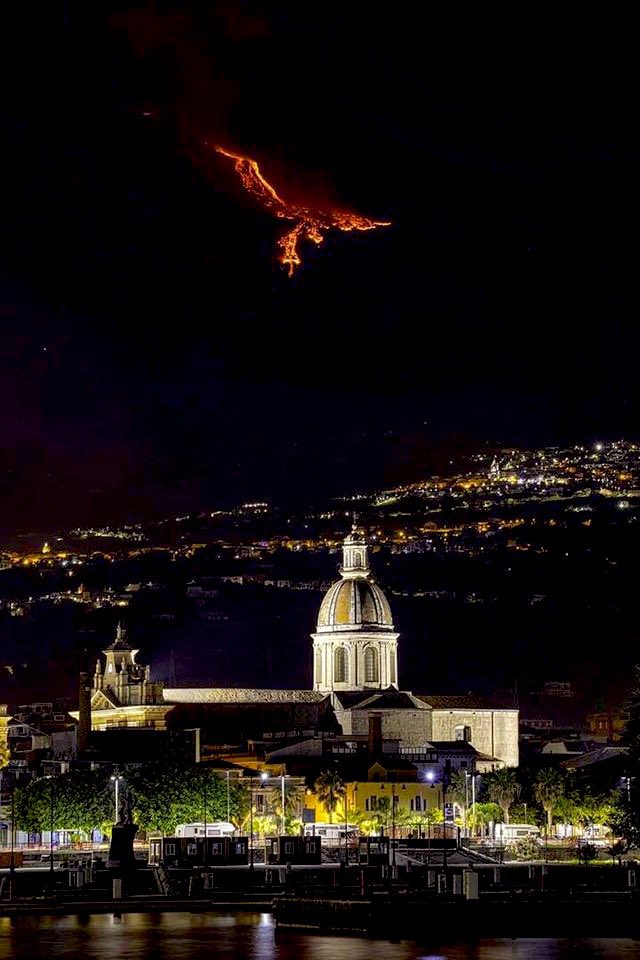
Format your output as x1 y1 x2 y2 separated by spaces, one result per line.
107 781 138 873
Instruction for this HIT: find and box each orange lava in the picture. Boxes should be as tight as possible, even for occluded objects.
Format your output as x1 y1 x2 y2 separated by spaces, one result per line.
215 145 390 276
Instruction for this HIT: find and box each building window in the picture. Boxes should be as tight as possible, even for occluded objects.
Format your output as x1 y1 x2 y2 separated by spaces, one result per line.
212 842 223 855
165 842 176 856
364 647 379 683
334 647 349 684
284 841 295 855
455 725 472 742
315 648 323 684
411 796 422 812
187 843 197 856
389 654 396 684
365 796 377 812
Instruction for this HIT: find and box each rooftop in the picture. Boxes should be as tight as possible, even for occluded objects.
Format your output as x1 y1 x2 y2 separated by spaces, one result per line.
163 688 328 704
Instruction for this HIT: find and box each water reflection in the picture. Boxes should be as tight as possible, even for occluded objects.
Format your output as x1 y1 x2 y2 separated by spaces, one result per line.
0 912 638 959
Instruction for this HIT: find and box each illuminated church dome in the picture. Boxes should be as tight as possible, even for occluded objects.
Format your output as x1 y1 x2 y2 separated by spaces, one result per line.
316 577 393 631
312 527 399 694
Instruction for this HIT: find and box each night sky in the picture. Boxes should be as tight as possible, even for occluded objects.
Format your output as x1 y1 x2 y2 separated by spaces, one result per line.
0 3 634 531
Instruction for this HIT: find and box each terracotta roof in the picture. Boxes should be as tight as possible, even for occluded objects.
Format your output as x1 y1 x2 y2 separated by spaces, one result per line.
163 688 327 704
562 746 628 769
417 694 515 710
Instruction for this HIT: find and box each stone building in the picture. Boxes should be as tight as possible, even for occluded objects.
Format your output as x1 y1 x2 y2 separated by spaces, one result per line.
74 624 171 731
73 529 519 767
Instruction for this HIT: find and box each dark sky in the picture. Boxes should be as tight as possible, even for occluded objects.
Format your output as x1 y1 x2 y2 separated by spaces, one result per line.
0 3 634 530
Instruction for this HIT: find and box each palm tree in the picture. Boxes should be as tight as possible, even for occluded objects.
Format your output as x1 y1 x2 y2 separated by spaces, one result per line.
275 779 303 819
487 768 521 825
534 769 565 836
449 771 469 819
314 770 346 823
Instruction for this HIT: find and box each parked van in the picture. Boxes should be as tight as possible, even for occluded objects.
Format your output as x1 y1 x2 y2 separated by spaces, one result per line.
494 823 541 843
303 823 359 843
175 822 235 838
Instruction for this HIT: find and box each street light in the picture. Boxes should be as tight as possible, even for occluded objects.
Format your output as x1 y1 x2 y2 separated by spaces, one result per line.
10 785 16 900
43 775 55 894
464 772 469 839
280 768 287 836
110 774 123 824
250 772 268 870
442 760 451 871
344 783 349 866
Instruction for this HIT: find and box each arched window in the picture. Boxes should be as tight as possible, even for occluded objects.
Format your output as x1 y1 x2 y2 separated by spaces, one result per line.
334 647 349 684
315 648 323 684
364 647 379 683
455 724 472 742
389 653 396 685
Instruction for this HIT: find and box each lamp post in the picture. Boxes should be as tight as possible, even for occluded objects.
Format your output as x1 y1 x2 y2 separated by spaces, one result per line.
10 785 15 900
249 777 255 871
464 773 470 839
344 784 349 866
391 781 397 869
280 767 286 836
110 774 123 824
42 775 55 895
250 772 268 870
442 760 451 871
471 772 477 840
203 772 208 864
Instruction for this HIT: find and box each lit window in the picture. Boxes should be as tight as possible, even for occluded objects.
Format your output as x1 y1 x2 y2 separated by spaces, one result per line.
334 647 349 684
455 725 471 742
365 647 379 683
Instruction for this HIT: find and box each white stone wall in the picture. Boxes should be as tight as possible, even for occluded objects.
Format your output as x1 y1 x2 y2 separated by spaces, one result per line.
312 633 398 693
430 709 519 767
335 706 433 747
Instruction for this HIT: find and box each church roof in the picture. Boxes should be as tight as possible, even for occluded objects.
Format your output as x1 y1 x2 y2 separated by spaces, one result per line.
333 688 426 711
316 577 393 631
429 740 479 754
417 694 516 710
163 688 328 704
352 690 427 711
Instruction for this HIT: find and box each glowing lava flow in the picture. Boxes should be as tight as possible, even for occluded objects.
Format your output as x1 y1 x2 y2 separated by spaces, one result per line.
215 145 390 276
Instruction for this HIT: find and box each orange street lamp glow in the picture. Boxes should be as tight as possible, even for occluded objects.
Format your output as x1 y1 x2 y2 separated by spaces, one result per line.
215 145 390 276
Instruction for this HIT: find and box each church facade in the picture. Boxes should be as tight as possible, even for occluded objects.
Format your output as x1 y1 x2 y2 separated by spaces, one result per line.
78 530 519 767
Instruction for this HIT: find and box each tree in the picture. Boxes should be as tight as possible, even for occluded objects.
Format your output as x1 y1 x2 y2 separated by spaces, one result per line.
407 806 443 838
271 778 304 834
126 762 237 834
449 771 470 819
487 769 521 825
468 802 502 837
362 796 393 835
229 781 252 833
533 769 565 836
313 770 346 823
274 779 303 819
15 769 113 836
